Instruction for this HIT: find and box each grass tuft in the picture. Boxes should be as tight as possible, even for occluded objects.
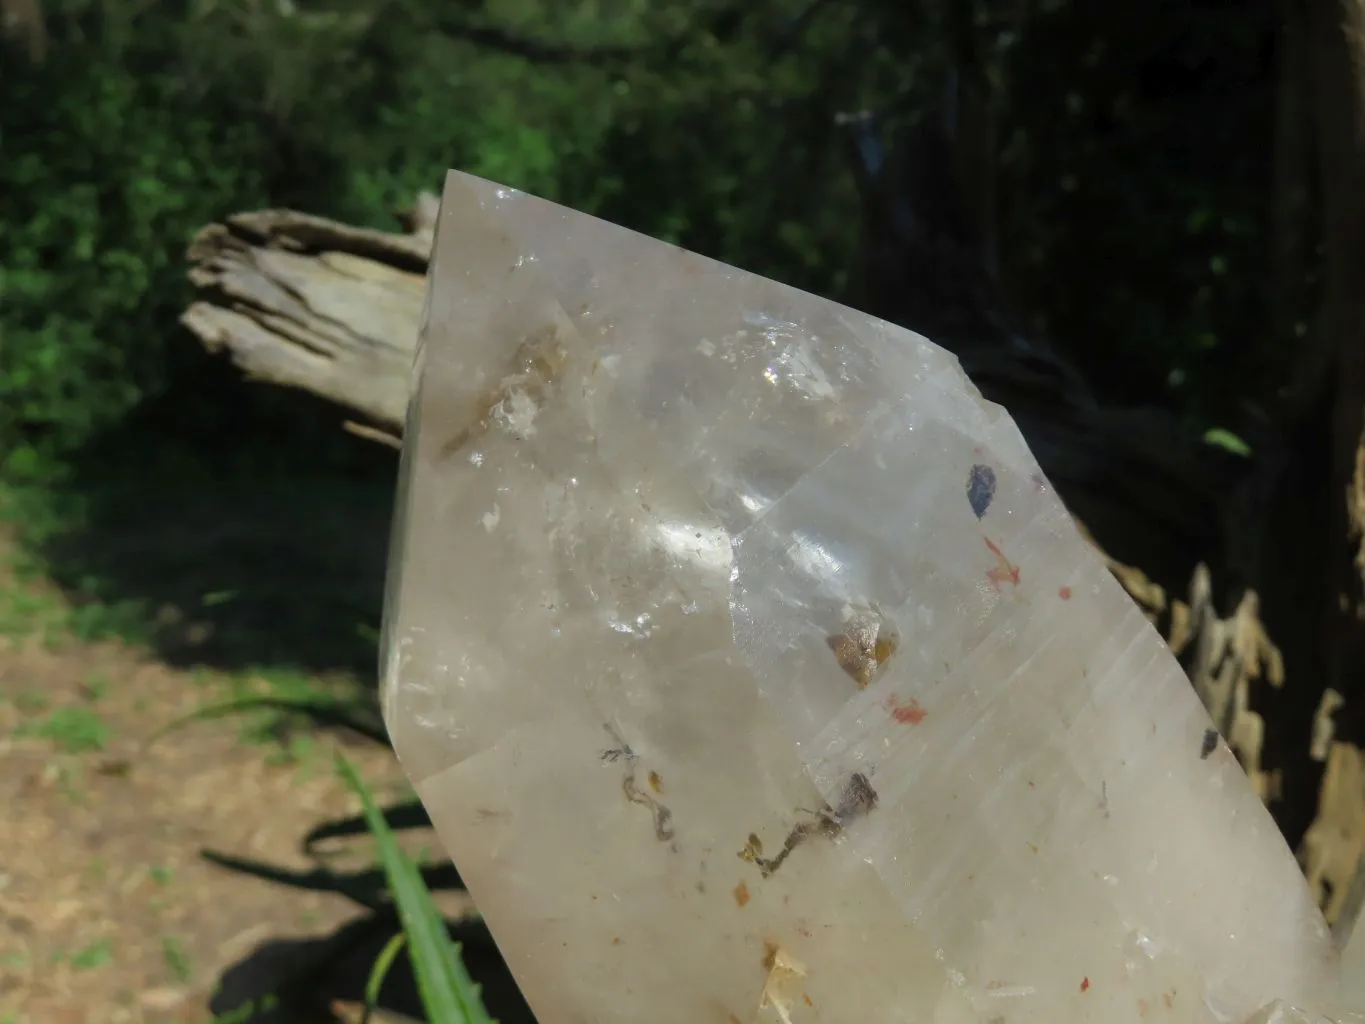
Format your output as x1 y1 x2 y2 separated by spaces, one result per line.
337 755 496 1024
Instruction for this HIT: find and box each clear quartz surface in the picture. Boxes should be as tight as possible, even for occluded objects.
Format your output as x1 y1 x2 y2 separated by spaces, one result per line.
1344 922 1365 1011
382 170 1351 1024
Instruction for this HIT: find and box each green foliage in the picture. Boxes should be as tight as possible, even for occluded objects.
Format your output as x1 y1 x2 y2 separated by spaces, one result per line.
1203 427 1253 458
365 932 410 1009
69 939 115 971
16 705 109 752
161 934 194 984
338 755 494 1023
0 25 270 452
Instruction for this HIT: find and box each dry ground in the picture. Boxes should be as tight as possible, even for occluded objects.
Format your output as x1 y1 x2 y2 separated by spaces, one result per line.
0 631 411 1024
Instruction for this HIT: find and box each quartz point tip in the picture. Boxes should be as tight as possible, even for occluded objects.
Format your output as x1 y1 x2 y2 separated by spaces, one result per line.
381 170 1353 1023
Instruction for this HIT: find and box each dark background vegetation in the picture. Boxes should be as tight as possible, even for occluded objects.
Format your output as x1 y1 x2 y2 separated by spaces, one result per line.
1 0 1308 679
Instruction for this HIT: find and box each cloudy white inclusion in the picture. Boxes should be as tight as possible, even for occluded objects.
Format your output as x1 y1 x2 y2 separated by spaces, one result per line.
650 518 732 574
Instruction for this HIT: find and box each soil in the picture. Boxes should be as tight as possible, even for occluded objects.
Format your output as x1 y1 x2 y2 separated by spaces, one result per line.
0 629 411 1023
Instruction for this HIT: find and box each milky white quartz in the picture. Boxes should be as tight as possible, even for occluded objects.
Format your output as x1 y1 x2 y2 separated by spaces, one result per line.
381 170 1350 1023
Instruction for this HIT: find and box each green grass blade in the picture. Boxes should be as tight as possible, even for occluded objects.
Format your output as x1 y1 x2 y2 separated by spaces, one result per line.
1202 426 1253 457
363 932 408 1022
443 939 495 1024
336 755 495 1024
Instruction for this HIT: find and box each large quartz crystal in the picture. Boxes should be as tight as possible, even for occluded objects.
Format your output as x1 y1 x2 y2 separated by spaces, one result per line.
381 170 1355 1024
1347 923 1365 1008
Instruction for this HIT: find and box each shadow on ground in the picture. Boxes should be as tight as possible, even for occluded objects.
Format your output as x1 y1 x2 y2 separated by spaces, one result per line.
16 362 398 683
200 795 530 1022
211 911 535 1023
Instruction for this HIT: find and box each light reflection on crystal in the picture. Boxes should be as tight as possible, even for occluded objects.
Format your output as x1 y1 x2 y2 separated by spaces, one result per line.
784 531 845 584
737 491 770 514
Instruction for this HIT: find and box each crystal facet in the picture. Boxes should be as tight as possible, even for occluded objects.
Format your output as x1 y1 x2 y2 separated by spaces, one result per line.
382 170 1348 1023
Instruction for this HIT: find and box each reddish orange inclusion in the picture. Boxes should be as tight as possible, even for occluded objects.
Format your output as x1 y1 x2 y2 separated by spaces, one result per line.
885 695 928 725
983 536 1021 588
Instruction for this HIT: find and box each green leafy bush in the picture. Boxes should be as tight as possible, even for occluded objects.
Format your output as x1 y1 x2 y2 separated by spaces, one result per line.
0 30 265 452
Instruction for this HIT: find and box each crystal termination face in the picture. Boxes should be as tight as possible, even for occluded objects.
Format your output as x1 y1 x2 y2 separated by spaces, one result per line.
381 171 1347 1024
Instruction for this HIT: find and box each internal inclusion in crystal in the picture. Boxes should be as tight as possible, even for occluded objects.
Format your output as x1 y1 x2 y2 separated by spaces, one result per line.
600 724 675 846
826 602 899 689
738 772 880 878
437 324 569 457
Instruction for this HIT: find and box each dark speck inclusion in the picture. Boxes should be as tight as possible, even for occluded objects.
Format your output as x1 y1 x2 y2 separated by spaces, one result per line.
1200 728 1219 760
966 464 997 519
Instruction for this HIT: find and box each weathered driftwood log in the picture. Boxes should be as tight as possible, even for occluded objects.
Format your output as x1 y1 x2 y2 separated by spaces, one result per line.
181 195 1365 938
182 193 438 448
